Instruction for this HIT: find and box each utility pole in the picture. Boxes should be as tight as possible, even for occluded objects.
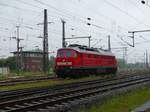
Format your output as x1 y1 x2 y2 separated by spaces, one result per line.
20 46 24 71
61 19 66 48
123 47 127 66
37 9 52 72
88 36 91 47
43 9 49 72
111 47 128 67
146 50 148 68
149 54 150 68
108 35 111 51
11 26 24 71
16 26 20 70
125 47 127 63
14 26 23 71
144 52 146 67
128 32 135 47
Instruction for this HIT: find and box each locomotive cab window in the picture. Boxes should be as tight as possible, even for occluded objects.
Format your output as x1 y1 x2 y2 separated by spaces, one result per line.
57 51 64 57
66 51 71 57
57 50 77 58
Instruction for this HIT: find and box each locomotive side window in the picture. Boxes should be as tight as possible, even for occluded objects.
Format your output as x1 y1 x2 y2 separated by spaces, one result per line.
78 53 82 57
94 55 97 58
80 54 82 57
72 51 77 58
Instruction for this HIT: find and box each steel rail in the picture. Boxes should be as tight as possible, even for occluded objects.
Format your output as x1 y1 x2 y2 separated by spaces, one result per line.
0 74 149 112
0 74 143 102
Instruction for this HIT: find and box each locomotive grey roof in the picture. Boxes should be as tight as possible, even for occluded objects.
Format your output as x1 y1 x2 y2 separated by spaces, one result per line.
60 44 115 56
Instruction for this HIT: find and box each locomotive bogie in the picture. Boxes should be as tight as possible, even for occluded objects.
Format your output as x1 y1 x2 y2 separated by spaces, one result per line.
55 66 117 78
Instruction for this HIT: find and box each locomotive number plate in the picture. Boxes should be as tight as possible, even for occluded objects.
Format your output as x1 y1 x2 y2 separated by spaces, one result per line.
57 62 72 65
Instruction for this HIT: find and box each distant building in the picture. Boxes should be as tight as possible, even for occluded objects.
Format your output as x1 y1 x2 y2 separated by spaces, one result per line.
0 67 10 75
12 50 43 71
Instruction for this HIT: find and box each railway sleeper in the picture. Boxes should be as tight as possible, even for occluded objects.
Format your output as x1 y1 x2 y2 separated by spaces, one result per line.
45 98 51 101
37 108 50 112
24 103 35 106
31 101 41 104
55 104 67 111
68 100 81 107
0 110 7 112
39 100 48 103
5 106 17 110
45 106 59 112
61 102 71 110
42 105 62 112
14 104 26 108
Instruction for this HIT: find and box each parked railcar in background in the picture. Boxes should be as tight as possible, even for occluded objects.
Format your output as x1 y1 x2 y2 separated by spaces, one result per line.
54 44 117 78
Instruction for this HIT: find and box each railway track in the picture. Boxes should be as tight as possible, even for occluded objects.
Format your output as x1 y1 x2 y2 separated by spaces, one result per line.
0 69 149 87
0 74 143 102
0 74 150 112
0 76 57 86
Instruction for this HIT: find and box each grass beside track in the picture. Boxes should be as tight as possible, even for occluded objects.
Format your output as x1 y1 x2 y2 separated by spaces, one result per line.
0 71 51 81
79 87 150 112
0 75 106 91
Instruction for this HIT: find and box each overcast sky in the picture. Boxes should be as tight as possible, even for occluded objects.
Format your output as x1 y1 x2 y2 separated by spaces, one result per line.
1 0 150 63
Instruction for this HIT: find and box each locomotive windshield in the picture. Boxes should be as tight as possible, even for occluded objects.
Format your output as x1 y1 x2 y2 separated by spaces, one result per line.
57 50 77 58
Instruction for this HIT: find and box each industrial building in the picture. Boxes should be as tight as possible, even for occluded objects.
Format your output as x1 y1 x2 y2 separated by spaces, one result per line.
12 51 43 71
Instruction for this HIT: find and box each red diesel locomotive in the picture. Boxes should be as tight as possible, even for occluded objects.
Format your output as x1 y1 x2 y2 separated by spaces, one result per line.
55 44 117 78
